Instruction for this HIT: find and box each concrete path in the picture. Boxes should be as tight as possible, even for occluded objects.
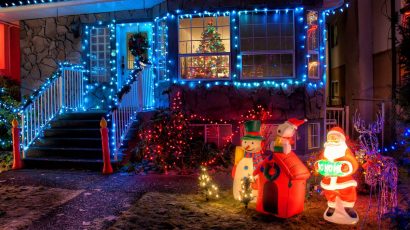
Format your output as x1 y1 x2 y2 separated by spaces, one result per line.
0 169 231 230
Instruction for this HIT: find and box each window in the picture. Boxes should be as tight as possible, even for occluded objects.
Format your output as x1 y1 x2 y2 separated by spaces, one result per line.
155 20 168 82
239 10 294 79
308 123 320 149
179 16 230 80
190 124 232 148
90 27 110 83
307 11 320 79
331 80 339 97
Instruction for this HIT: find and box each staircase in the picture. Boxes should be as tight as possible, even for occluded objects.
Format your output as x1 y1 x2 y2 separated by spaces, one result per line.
18 63 155 171
23 112 110 169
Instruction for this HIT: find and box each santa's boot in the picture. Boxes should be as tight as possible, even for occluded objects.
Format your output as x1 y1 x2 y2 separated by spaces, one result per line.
323 197 359 225
325 207 335 217
344 207 358 219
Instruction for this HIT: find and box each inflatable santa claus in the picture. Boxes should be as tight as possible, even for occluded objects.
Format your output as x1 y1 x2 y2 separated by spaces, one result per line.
315 127 359 225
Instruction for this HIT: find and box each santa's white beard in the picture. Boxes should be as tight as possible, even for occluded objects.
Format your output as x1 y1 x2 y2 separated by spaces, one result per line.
323 141 348 161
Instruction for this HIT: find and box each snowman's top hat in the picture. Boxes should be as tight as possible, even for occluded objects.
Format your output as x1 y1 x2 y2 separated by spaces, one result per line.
242 120 264 141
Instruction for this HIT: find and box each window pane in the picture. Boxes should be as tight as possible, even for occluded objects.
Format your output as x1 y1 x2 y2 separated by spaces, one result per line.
192 17 204 27
180 55 230 79
192 27 203 41
240 38 253 51
240 24 252 38
254 24 266 37
217 17 230 26
179 28 191 41
179 18 191 28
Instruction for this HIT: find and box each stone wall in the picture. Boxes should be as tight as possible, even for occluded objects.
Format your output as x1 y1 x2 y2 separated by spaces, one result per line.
20 9 151 95
171 85 325 121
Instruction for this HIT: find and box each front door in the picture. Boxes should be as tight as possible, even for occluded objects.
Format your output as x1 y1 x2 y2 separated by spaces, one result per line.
116 22 153 89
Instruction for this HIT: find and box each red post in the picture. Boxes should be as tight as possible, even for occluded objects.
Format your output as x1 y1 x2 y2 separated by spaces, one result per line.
11 119 22 169
100 117 113 174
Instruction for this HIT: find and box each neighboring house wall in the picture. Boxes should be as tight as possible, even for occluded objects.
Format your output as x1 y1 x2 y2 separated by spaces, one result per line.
0 23 20 82
20 9 152 95
327 0 401 141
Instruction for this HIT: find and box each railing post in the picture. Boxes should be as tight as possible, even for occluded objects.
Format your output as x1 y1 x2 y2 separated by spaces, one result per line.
11 119 23 170
345 105 350 136
100 117 113 174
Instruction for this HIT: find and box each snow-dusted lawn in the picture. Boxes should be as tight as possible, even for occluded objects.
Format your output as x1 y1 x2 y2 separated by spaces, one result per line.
109 191 392 230
0 185 82 229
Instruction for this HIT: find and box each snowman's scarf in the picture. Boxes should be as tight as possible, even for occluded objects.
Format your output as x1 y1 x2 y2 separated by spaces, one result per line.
244 151 263 170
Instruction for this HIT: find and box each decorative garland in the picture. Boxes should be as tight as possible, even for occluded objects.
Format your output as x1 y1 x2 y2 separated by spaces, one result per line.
128 32 149 63
263 163 280 182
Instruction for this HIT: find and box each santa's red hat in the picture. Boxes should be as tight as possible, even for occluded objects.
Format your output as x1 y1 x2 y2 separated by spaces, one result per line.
285 118 308 130
327 126 346 141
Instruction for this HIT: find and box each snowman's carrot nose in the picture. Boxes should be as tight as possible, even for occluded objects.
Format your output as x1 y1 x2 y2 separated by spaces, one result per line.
245 145 250 150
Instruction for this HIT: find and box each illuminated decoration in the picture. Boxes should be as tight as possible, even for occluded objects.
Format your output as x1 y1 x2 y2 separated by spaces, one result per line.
353 112 398 226
180 19 229 79
0 78 20 149
0 24 5 69
199 166 220 201
0 0 61 8
307 11 320 79
128 32 149 64
136 91 193 171
153 6 333 90
270 118 307 154
239 175 255 209
315 126 359 225
253 152 310 218
232 120 264 201
253 118 309 218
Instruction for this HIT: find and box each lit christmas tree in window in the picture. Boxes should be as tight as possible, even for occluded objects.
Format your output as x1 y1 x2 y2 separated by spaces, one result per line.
187 20 229 79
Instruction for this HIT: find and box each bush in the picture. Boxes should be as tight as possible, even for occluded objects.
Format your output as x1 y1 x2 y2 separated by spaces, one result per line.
0 151 12 172
0 77 20 151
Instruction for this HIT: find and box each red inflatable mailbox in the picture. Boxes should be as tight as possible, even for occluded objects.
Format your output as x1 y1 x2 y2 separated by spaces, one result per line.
253 151 310 218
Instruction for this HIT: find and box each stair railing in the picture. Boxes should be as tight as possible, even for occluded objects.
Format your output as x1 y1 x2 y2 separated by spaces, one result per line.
20 63 86 151
107 63 153 160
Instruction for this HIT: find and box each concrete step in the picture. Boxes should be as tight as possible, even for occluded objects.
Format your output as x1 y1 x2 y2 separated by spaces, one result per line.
31 137 102 149
25 146 102 159
49 120 102 129
43 128 101 138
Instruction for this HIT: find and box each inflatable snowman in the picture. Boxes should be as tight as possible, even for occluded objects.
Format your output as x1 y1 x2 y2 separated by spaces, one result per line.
232 120 264 201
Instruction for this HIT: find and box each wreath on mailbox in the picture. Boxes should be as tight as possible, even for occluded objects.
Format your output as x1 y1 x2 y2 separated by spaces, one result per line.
128 32 149 63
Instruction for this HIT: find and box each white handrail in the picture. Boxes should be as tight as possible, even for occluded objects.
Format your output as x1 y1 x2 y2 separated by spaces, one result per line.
20 65 86 151
325 106 350 136
108 64 154 160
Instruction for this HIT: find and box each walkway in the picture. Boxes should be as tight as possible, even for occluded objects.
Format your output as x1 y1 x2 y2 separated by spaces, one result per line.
0 169 231 230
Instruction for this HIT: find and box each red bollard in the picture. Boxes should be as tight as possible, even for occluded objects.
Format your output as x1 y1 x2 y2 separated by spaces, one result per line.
11 119 23 169
100 117 113 174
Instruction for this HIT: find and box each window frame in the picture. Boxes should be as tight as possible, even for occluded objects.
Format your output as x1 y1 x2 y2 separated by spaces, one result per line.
177 15 231 81
308 122 320 149
238 10 296 80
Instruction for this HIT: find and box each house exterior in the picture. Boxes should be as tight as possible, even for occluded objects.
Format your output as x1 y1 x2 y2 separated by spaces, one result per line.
0 0 351 162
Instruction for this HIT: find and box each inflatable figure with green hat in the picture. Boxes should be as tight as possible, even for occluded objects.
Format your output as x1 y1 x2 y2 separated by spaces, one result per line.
232 120 265 201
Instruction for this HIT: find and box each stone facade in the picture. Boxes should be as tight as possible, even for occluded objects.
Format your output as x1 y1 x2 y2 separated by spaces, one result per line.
20 9 151 95
172 85 324 122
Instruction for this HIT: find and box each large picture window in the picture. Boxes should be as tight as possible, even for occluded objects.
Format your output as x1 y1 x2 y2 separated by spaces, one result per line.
239 10 294 79
179 16 230 80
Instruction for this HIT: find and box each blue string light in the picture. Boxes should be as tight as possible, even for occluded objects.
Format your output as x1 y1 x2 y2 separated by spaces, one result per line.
152 5 351 90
